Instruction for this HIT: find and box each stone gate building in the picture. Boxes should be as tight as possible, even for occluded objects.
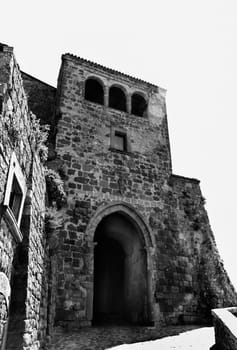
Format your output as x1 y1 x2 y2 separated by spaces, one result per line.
0 42 236 350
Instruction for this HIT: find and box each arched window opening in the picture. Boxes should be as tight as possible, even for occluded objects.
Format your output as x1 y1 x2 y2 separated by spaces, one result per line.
109 86 127 112
131 93 147 117
85 78 104 105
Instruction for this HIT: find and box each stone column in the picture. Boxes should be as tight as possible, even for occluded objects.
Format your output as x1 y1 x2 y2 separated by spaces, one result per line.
85 242 97 323
145 246 156 325
104 85 109 107
127 93 132 114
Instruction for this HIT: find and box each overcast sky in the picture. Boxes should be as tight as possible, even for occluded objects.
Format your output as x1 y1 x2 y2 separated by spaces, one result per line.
1 0 237 289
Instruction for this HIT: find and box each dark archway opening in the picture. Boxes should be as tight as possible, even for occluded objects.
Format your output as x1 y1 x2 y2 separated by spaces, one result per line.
85 78 104 105
93 238 125 324
131 93 147 117
109 86 127 112
93 212 148 326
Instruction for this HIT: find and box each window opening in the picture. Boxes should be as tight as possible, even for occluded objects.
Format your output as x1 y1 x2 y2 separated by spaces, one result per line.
85 78 104 105
9 175 23 222
3 152 27 232
131 93 147 117
114 131 127 152
109 86 127 112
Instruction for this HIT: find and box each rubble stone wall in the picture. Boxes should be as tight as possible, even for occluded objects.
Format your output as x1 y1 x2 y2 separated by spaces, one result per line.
0 43 33 347
153 175 237 324
0 219 16 344
23 156 47 349
52 54 237 328
0 44 48 350
53 55 172 327
22 72 56 148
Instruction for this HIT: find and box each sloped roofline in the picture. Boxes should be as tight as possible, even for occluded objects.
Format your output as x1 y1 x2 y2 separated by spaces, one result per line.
0 42 13 52
62 53 164 91
21 71 56 89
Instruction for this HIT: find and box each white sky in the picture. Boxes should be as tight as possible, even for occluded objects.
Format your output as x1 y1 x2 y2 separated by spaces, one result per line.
1 0 237 290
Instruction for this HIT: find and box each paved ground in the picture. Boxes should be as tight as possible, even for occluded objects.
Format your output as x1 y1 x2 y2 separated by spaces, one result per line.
48 325 215 350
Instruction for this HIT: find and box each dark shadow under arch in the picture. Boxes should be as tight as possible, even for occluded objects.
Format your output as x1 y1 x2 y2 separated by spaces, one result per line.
131 93 147 117
86 202 154 248
109 86 127 112
85 202 155 326
93 212 148 325
85 78 104 105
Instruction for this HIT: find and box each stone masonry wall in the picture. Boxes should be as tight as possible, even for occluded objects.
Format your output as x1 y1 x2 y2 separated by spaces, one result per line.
52 54 237 328
0 43 33 346
152 175 204 324
0 219 16 344
52 54 172 327
21 72 56 127
22 72 56 151
153 175 237 324
21 156 47 350
0 44 48 350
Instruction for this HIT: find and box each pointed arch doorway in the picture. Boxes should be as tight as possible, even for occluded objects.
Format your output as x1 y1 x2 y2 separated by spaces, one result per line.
92 210 150 325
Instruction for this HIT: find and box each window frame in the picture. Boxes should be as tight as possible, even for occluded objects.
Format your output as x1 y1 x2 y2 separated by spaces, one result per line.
110 127 131 154
3 152 27 241
113 131 127 152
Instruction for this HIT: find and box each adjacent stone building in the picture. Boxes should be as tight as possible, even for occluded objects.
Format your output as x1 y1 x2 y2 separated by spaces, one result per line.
0 43 49 349
0 42 236 349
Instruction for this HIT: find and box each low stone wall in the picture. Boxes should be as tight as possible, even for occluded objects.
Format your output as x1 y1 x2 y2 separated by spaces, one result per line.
212 307 237 349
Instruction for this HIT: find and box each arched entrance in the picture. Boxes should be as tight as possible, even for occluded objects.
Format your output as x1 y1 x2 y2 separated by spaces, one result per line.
92 211 149 325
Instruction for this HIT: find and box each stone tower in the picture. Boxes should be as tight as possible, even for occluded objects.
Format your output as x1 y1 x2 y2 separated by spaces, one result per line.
54 54 171 326
51 53 237 328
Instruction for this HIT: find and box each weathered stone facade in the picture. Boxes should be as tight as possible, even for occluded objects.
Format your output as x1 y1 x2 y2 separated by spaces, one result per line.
0 42 236 349
0 43 49 349
51 54 237 328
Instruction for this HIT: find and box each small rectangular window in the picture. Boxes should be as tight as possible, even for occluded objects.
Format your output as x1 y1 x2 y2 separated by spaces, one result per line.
3 152 27 227
114 131 127 151
110 127 130 153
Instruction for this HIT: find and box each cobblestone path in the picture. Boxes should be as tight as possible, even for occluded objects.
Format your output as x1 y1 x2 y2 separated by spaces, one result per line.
48 325 214 350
